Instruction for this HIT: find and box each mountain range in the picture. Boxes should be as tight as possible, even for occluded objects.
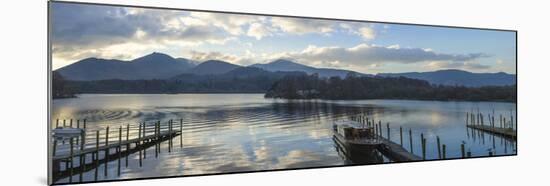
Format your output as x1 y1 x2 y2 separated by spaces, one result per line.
55 52 516 87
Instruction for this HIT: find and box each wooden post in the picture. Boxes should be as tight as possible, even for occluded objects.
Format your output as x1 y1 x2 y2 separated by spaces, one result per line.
76 120 80 146
69 137 74 183
378 121 382 138
399 126 403 146
94 130 99 181
125 124 129 167
169 120 172 153
409 129 413 153
138 123 142 167
56 118 59 128
70 119 73 128
104 126 109 177
442 144 446 159
461 144 465 158
117 126 122 176
466 112 470 125
142 123 147 159
436 136 441 159
79 127 85 181
155 122 159 158
180 118 183 148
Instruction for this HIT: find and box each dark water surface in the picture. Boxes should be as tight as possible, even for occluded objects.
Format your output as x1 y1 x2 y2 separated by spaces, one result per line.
51 94 516 183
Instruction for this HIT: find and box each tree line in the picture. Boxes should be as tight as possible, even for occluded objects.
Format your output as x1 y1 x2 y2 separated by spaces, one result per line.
264 73 516 102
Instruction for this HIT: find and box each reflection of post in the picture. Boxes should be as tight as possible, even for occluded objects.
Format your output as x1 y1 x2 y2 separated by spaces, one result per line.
466 112 468 125
436 136 441 159
399 126 403 146
117 126 122 176
386 123 390 140
442 144 446 159
180 119 183 148
409 129 413 153
420 133 426 160
460 144 465 158
69 137 73 183
94 131 99 181
104 126 109 177
79 127 85 182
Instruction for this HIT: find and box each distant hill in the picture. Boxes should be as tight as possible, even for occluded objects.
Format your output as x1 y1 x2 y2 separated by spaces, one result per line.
378 69 516 87
56 52 195 80
185 60 241 75
251 59 367 78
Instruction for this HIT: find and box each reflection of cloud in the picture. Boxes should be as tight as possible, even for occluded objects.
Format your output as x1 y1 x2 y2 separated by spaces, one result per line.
275 150 324 169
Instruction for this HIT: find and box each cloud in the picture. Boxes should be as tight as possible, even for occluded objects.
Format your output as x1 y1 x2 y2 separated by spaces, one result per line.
247 22 274 40
426 61 491 70
271 17 335 34
340 23 376 40
270 44 490 65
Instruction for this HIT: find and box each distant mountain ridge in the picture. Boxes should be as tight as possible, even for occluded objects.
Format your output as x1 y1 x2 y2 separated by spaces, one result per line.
56 52 516 87
378 69 516 87
250 59 367 78
56 52 195 80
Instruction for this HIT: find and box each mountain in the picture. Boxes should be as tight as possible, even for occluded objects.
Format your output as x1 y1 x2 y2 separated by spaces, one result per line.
250 59 367 78
378 69 516 87
56 52 196 80
186 60 241 75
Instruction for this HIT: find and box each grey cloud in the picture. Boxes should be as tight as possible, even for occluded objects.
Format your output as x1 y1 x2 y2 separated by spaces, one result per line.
282 44 491 65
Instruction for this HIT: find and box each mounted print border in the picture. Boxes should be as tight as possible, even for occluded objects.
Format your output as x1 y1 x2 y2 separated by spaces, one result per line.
48 0 517 185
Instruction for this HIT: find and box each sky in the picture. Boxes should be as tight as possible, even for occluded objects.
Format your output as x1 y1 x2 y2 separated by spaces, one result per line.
50 2 516 74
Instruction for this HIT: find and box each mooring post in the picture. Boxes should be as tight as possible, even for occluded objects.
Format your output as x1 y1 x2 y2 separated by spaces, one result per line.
56 118 59 128
69 137 74 183
399 126 403 146
461 144 465 158
142 123 147 159
155 122 158 158
94 130 99 180
76 120 80 145
466 112 470 125
409 129 413 153
138 123 142 167
117 126 122 176
79 127 85 181
169 120 172 153
442 144 446 159
125 124 129 167
436 136 441 159
70 119 73 128
104 126 109 177
378 121 382 138
180 118 183 148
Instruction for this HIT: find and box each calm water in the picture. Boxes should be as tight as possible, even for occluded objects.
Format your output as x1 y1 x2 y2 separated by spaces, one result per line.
51 94 517 183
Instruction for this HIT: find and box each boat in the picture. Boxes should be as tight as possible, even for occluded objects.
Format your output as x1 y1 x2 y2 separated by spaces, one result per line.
332 120 383 162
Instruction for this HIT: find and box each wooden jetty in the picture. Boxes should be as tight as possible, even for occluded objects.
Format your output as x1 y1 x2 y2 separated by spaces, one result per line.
376 136 421 161
51 119 184 183
466 124 516 139
465 111 517 139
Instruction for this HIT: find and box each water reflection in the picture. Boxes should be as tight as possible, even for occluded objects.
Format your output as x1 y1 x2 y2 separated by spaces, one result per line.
52 94 516 184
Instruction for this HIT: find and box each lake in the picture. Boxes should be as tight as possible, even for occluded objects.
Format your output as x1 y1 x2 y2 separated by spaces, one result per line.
51 94 517 183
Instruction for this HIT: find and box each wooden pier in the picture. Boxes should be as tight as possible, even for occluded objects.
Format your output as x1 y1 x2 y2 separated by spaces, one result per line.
51 119 184 183
466 125 516 139
376 136 422 161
